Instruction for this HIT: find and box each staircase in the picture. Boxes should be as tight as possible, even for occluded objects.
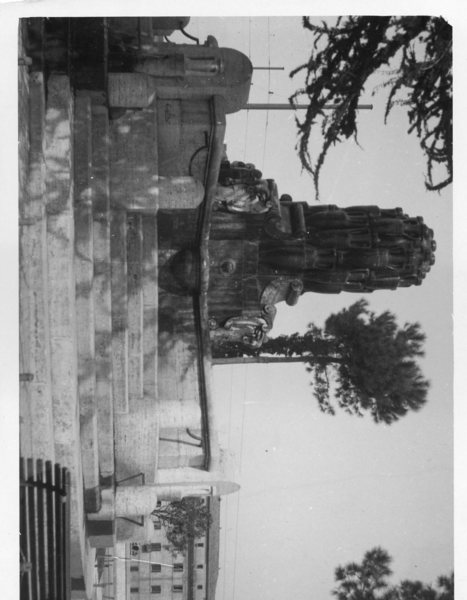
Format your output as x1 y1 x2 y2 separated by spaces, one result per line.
19 67 93 597
19 15 229 597
19 33 162 589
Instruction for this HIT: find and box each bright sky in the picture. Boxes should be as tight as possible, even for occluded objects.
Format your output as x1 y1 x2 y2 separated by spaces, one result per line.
1 3 465 600
171 16 455 600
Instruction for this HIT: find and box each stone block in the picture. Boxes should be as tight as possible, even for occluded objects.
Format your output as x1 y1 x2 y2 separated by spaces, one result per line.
108 73 154 108
114 408 159 485
80 410 100 506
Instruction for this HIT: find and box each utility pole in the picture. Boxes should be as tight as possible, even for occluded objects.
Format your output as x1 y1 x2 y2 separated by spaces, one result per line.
245 103 373 110
212 356 308 365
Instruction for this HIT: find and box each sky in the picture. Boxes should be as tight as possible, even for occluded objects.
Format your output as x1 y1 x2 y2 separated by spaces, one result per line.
1 3 465 600
171 15 456 600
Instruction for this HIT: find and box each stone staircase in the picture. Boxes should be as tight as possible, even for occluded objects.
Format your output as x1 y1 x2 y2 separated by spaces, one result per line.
19 69 94 597
20 16 231 597
70 87 162 509
19 41 163 589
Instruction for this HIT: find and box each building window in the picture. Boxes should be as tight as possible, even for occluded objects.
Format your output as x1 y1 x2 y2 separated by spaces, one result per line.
151 586 161 594
151 564 162 573
153 520 162 530
130 566 139 572
130 543 140 555
130 587 139 593
174 563 183 573
197 585 203 590
150 543 161 551
197 564 204 569
195 543 204 548
173 585 183 593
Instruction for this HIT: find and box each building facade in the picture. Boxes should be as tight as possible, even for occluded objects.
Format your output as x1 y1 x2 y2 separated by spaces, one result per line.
116 498 220 600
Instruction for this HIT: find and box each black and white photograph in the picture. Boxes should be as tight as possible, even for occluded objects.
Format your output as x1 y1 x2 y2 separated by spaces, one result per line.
6 4 460 600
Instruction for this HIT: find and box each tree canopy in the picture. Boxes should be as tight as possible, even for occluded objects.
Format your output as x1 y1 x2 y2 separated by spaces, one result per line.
333 547 392 600
151 497 212 553
213 299 429 424
289 16 452 198
332 547 454 600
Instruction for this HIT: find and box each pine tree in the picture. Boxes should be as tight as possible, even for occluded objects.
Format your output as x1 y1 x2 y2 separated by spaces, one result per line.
333 548 454 600
213 300 429 424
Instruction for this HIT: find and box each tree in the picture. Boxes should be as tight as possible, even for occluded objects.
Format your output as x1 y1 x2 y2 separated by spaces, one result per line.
332 548 454 600
435 573 455 600
151 497 212 553
383 579 438 600
333 547 392 600
213 299 429 424
289 16 452 198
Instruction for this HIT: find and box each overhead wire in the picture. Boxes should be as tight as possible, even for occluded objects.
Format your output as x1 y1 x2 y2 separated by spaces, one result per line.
242 17 252 161
260 17 271 170
221 366 235 600
230 363 248 600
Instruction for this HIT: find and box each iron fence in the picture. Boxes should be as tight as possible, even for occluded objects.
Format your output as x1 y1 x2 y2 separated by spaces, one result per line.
20 457 71 600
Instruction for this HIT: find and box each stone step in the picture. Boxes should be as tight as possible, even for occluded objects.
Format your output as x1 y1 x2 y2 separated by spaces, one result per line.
108 104 161 414
44 74 78 464
142 215 158 402
113 213 160 485
43 73 88 589
126 213 144 402
108 107 159 212
110 208 129 414
143 108 159 410
110 108 160 484
74 94 100 512
91 104 114 481
19 70 55 461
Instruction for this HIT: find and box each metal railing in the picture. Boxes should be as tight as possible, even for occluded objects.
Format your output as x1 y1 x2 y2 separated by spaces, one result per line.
20 458 71 600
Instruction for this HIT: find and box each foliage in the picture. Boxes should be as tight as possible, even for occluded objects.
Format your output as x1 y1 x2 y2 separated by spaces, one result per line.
332 548 454 600
151 497 212 553
289 16 452 198
213 300 429 424
333 547 392 600
319 299 429 423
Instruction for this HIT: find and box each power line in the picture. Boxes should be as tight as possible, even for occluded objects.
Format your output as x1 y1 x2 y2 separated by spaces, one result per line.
260 17 271 170
221 367 235 600
231 364 249 600
245 103 374 110
242 17 252 160
112 557 174 567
